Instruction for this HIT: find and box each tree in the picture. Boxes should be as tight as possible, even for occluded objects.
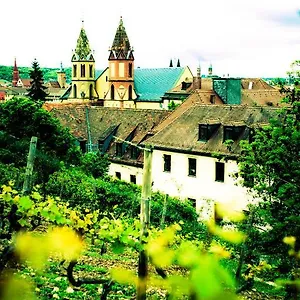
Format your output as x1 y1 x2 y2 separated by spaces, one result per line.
27 59 48 102
0 97 81 188
238 62 300 295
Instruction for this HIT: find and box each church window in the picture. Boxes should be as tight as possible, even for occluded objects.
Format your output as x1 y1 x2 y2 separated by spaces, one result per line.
81 64 86 77
111 85 115 99
73 84 77 98
129 63 133 77
73 65 77 77
129 85 133 100
89 65 93 77
89 84 93 100
115 172 121 180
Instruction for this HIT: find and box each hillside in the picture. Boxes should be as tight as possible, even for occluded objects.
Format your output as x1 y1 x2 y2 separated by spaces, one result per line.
0 65 72 83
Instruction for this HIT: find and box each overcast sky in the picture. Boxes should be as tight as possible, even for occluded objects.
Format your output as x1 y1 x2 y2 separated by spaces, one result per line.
1 0 299 77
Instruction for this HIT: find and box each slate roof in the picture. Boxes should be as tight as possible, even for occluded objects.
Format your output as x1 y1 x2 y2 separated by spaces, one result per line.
146 104 279 157
48 104 170 165
134 67 185 101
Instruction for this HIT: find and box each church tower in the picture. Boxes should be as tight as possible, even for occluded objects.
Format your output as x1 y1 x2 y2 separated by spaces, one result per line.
105 16 136 108
12 57 20 87
71 21 96 100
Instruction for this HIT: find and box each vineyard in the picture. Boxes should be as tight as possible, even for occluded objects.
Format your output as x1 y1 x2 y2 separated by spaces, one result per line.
0 89 299 299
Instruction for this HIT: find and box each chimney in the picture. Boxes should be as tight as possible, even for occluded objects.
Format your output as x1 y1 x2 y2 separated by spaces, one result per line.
193 65 201 89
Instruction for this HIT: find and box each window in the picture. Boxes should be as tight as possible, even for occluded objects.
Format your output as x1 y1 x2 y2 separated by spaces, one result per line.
130 175 136 184
73 65 77 77
188 198 196 209
81 64 85 77
130 146 140 159
198 124 219 142
89 84 93 100
129 85 133 100
215 162 225 182
89 65 93 77
163 154 171 172
188 158 197 176
223 126 245 142
116 142 123 157
210 95 215 104
115 172 121 180
111 85 115 99
106 76 108 82
73 84 77 98
129 63 133 77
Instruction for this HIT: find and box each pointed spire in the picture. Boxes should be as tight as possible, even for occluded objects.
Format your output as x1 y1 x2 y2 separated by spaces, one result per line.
74 22 92 60
177 59 181 67
111 16 131 53
12 57 20 87
208 63 213 76
169 59 173 68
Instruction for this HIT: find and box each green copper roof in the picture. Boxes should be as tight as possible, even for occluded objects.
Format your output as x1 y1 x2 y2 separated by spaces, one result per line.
75 26 92 60
134 67 185 101
111 17 130 52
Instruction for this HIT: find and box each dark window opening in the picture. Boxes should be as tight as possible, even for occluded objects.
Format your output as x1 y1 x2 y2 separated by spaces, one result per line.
130 146 140 159
73 84 77 98
89 65 93 77
188 158 197 176
198 124 219 142
129 85 133 100
129 63 133 77
115 172 121 180
73 65 77 77
215 162 225 182
111 84 115 99
81 64 86 77
223 126 245 142
130 175 136 184
116 142 123 157
106 76 108 82
163 154 171 172
89 84 93 100
210 95 215 104
79 140 86 152
188 198 196 209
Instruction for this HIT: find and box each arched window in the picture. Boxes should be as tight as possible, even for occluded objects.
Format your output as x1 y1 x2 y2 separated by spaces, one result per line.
81 64 85 77
89 65 93 77
89 84 93 100
111 85 115 99
73 84 77 98
128 63 132 77
73 65 77 77
128 85 132 100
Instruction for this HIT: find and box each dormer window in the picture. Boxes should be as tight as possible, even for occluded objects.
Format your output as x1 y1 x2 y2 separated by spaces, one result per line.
116 142 123 157
198 124 220 142
223 126 245 142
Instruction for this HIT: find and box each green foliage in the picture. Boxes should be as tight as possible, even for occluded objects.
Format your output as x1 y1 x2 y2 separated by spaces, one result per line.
27 59 48 102
168 100 180 110
80 151 110 178
238 68 300 293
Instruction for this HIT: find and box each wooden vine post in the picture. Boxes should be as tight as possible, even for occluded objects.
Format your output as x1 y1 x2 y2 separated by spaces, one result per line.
137 145 153 300
22 136 38 195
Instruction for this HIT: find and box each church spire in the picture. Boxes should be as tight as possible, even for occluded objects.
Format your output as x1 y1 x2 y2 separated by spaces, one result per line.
12 57 20 87
73 21 92 61
109 16 133 60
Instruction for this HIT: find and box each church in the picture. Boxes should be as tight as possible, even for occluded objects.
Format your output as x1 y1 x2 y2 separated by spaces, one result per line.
62 17 194 109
